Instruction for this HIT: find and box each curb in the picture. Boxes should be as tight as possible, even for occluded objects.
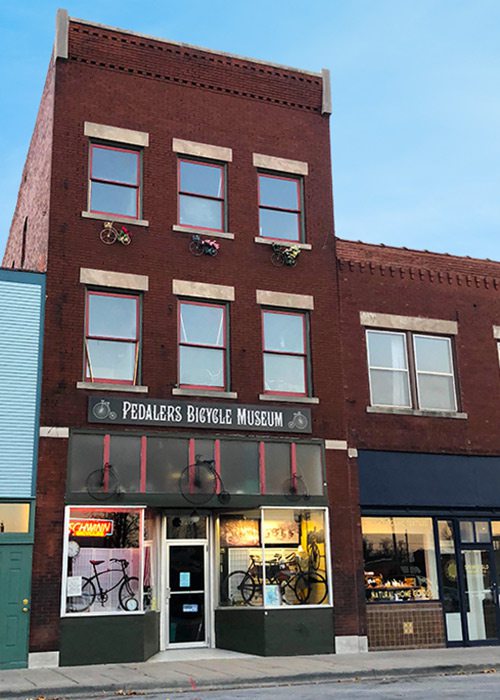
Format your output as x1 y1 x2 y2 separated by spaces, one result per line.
3 662 500 699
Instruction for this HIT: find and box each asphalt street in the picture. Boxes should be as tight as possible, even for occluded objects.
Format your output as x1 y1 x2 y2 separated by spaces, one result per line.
93 673 500 699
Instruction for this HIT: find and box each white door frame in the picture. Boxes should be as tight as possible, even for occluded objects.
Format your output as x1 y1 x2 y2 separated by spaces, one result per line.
160 515 213 650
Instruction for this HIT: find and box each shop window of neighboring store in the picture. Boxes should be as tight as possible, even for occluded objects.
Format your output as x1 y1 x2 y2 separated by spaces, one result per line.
0 503 30 533
258 173 303 242
366 330 458 412
219 508 330 608
178 159 225 231
84 290 141 385
179 301 228 390
362 516 438 602
89 144 141 219
262 310 309 396
63 507 149 616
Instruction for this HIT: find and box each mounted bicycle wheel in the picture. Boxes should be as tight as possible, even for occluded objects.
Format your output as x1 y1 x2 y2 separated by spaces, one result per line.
308 541 321 571
305 572 328 605
189 240 204 256
67 577 96 613
86 466 119 501
179 462 218 505
271 252 284 267
120 234 131 246
119 576 140 611
100 227 117 245
282 475 310 503
222 571 256 606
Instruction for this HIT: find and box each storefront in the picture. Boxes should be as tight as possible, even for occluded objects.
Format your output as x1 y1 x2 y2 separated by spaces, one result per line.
59 397 333 665
359 450 500 650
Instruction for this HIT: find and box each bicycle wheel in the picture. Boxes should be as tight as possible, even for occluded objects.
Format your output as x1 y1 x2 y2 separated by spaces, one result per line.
280 576 301 605
119 576 140 611
222 571 256 606
67 577 96 613
271 252 284 267
292 573 311 604
306 572 328 605
120 234 131 245
189 240 203 256
86 467 119 501
308 541 321 571
100 227 117 245
179 463 218 505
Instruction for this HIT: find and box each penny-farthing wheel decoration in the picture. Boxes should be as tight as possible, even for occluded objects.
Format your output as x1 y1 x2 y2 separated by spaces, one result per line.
86 462 120 501
179 457 230 506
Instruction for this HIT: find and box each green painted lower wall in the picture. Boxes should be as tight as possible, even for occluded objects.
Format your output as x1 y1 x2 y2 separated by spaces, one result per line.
59 612 160 666
215 608 334 656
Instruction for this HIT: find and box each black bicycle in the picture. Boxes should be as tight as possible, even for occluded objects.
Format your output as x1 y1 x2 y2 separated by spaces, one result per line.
67 558 139 613
179 456 230 505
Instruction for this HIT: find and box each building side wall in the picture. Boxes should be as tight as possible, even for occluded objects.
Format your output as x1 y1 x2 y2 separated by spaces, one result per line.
3 65 55 272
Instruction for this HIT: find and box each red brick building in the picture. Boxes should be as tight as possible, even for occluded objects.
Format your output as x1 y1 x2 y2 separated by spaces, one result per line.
3 10 365 666
338 239 500 650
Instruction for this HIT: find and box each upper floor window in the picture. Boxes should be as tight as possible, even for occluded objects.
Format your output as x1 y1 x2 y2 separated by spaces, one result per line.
178 159 225 232
179 301 227 390
85 291 140 385
262 310 308 395
258 174 302 242
366 330 457 411
89 144 141 219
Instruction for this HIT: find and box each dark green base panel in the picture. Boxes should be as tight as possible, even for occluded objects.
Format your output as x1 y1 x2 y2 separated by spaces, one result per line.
215 608 334 656
60 612 160 666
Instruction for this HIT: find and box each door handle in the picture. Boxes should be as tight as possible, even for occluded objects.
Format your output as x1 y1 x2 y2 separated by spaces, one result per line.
22 607 29 613
165 587 171 600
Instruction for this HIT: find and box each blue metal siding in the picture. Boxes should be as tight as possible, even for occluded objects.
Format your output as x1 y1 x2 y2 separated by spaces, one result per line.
0 277 44 498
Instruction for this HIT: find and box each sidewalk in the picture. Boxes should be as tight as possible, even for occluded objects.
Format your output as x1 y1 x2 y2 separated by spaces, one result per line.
2 645 500 699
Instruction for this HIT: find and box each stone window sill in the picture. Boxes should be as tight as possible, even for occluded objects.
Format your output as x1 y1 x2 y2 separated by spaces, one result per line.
81 211 149 227
173 225 235 240
172 388 238 399
366 406 468 419
259 394 319 405
254 237 312 250
76 381 149 394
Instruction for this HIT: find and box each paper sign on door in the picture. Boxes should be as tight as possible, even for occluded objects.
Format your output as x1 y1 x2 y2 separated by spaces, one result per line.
179 572 191 588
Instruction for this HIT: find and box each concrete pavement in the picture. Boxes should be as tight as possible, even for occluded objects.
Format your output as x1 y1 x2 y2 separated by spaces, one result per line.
2 646 500 699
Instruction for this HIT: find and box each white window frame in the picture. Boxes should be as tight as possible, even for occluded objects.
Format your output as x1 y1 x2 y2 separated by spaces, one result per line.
366 330 411 409
413 334 458 412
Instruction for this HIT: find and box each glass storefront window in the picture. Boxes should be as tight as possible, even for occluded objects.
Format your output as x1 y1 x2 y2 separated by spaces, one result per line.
63 507 144 615
219 508 329 608
362 517 438 602
0 503 30 533
437 520 462 641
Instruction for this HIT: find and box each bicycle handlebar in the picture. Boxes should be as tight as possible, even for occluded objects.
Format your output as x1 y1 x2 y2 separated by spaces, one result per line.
110 558 129 567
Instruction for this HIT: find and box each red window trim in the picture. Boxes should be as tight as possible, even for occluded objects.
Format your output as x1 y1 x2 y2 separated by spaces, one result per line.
261 309 308 396
85 290 140 385
89 143 141 220
178 300 228 391
258 172 302 243
177 158 225 233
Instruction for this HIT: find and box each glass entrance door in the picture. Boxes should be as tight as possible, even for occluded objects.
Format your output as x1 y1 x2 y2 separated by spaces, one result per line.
460 548 499 642
166 543 208 646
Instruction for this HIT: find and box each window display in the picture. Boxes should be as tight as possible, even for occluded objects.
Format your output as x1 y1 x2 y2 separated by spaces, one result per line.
63 507 144 615
0 503 30 533
219 508 329 608
362 517 438 602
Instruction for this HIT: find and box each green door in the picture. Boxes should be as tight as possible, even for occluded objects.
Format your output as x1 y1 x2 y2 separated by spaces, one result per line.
0 545 32 668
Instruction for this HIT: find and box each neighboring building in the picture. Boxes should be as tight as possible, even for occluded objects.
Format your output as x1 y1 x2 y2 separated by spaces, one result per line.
0 269 45 669
3 10 364 666
338 239 500 650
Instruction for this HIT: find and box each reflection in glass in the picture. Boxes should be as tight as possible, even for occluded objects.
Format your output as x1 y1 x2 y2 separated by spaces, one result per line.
180 304 224 346
91 182 138 218
259 175 299 209
179 194 222 230
437 520 462 642
259 208 299 241
180 346 224 387
88 295 137 339
180 161 223 197
263 313 304 353
86 340 136 382
92 147 138 184
414 336 453 373
462 549 497 641
264 354 305 394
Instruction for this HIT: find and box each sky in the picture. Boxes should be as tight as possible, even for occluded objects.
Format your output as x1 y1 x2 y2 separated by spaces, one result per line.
0 0 499 261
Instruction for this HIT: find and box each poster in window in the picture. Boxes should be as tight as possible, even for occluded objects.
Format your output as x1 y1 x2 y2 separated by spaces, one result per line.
263 519 299 546
220 518 260 547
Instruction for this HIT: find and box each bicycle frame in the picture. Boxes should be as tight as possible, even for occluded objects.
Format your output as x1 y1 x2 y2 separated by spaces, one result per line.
88 560 130 604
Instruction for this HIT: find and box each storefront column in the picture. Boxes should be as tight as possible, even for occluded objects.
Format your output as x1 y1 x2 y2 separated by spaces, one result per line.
326 449 367 652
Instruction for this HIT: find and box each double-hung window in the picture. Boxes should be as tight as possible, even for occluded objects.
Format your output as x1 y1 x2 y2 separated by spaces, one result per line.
178 159 225 232
89 144 141 219
85 291 140 385
366 329 458 411
258 173 302 242
179 301 227 390
262 310 308 395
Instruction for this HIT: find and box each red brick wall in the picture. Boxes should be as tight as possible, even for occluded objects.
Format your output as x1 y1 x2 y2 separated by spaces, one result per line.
3 63 54 272
337 239 500 455
20 22 365 650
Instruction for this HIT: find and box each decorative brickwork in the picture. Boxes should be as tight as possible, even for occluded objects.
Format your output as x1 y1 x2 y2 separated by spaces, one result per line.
366 603 445 650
